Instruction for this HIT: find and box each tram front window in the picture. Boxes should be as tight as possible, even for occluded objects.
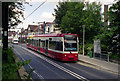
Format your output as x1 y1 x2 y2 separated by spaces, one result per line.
64 35 77 51
64 42 77 51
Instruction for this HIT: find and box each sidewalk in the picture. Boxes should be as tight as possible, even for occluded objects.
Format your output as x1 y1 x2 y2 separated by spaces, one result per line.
78 54 119 74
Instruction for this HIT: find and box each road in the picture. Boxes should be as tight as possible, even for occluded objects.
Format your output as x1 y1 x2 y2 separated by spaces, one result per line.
9 44 119 81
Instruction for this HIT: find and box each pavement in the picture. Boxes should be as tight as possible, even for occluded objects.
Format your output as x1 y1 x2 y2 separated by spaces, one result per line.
78 54 119 74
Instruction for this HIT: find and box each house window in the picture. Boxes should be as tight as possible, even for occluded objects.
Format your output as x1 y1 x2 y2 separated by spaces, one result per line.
48 27 49 33
53 29 55 32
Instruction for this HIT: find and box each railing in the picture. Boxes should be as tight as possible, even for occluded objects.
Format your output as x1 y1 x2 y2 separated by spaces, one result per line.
93 52 110 62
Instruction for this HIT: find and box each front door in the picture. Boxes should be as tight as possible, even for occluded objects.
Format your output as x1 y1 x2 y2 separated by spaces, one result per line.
45 40 48 55
38 39 41 52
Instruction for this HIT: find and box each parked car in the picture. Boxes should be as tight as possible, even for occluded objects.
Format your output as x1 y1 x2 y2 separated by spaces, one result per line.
12 39 18 44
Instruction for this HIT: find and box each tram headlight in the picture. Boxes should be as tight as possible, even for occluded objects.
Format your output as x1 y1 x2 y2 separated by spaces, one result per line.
64 55 66 56
75 55 77 56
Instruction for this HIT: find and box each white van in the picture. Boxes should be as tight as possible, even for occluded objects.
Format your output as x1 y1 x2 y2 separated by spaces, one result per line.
12 39 18 44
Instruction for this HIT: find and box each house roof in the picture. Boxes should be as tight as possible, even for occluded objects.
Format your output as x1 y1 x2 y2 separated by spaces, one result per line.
27 22 54 32
28 25 39 32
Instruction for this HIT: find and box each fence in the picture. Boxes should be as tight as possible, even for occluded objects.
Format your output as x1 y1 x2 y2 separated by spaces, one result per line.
93 52 109 62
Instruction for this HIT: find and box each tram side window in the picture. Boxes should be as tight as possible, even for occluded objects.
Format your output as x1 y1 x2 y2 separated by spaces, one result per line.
34 40 36 46
37 40 39 46
49 41 63 51
33 40 34 46
38 39 41 47
28 39 30 44
56 41 63 51
32 39 33 45
35 40 37 46
33 40 35 46
55 41 63 51
41 40 45 48
27 39 29 44
30 40 32 44
29 40 31 44
60 42 63 51
28 39 30 45
36 40 38 46
49 41 56 50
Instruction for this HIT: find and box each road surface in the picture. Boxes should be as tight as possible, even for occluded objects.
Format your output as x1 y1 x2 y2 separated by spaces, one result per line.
9 44 119 81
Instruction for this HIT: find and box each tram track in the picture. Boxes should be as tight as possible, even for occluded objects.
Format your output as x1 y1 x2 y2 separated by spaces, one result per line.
17 45 89 81
13 45 67 80
10 44 119 80
63 63 103 79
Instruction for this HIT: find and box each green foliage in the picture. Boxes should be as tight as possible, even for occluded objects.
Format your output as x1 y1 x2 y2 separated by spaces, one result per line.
54 1 102 44
86 44 94 54
110 54 120 60
2 47 31 79
93 1 120 60
8 2 24 28
24 68 35 81
54 2 69 27
108 1 120 34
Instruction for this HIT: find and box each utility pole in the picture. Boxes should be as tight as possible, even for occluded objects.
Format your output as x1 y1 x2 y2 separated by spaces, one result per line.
43 21 46 34
83 25 85 56
2 2 8 61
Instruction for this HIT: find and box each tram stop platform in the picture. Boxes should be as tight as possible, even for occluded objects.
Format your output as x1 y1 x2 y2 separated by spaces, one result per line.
78 54 119 74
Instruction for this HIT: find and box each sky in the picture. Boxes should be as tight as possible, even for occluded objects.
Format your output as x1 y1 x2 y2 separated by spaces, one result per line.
16 0 117 31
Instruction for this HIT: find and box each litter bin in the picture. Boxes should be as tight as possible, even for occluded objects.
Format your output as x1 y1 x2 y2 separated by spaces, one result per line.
89 51 93 58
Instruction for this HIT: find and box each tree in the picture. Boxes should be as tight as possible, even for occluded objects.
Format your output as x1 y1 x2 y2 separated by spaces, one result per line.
53 2 69 27
54 1 102 44
108 1 119 35
108 1 120 58
94 1 120 60
8 2 24 28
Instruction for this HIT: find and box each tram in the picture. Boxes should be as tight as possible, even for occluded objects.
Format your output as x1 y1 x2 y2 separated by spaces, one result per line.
26 33 79 61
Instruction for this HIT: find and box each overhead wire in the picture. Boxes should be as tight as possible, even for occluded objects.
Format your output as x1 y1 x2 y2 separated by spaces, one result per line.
24 0 47 20
16 0 47 30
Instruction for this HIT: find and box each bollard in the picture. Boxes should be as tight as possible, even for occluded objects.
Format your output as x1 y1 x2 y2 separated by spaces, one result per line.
89 51 93 58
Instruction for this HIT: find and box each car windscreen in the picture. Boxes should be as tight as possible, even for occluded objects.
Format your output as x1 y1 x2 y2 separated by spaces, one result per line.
14 40 18 42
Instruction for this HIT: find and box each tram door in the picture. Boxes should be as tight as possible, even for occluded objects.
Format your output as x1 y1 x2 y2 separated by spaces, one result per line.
38 39 41 52
45 40 48 55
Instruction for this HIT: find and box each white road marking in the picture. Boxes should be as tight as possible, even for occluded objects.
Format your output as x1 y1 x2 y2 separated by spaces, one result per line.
13 48 44 79
19 46 89 81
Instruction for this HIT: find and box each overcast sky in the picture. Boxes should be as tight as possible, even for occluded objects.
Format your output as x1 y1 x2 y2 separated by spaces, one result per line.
16 0 117 31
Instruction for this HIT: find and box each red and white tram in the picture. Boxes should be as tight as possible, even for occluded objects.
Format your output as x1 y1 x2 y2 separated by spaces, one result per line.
26 33 78 61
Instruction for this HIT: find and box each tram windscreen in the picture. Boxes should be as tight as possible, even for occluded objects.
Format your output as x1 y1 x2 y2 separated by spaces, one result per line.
64 35 77 51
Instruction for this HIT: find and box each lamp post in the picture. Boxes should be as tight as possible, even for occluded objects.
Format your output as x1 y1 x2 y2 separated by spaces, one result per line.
43 21 46 34
83 25 85 56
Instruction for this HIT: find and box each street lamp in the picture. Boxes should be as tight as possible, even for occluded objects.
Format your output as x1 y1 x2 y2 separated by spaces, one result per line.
83 25 85 56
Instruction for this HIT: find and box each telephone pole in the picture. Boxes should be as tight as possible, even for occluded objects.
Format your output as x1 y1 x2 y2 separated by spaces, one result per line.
2 2 9 61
